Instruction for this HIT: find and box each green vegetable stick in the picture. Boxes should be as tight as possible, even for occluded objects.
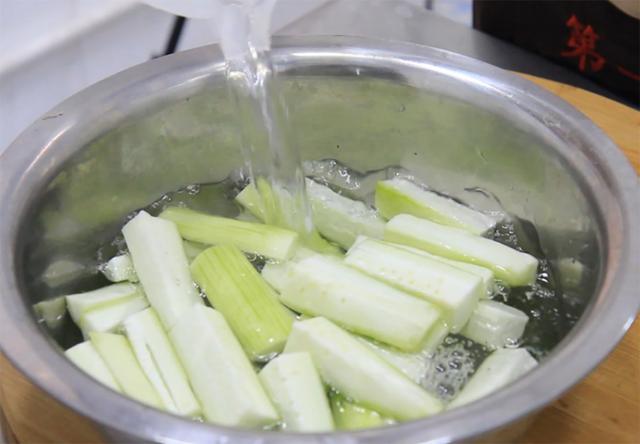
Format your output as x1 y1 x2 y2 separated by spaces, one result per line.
448 348 537 409
376 178 499 234
170 305 279 427
124 308 201 417
259 352 334 432
285 317 443 420
276 254 442 351
191 245 294 360
160 206 299 260
122 211 203 330
385 214 539 286
235 182 342 255
90 332 164 409
345 237 483 332
461 301 529 349
65 341 121 392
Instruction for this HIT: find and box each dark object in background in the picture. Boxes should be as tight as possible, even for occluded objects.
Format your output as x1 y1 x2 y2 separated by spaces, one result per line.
474 0 639 106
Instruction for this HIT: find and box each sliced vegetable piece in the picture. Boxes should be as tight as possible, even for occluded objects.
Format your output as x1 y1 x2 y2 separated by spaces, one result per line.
277 254 441 351
330 392 388 430
345 237 483 332
305 179 385 249
259 352 334 432
33 296 66 330
124 308 201 417
90 332 164 409
448 348 537 408
285 317 443 420
80 294 148 337
100 253 138 283
390 241 495 297
235 182 342 255
461 301 529 349
66 283 147 337
169 305 278 427
65 341 120 392
122 211 203 330
357 319 449 384
385 214 539 286
160 207 298 260
66 283 140 325
191 245 293 360
375 178 499 234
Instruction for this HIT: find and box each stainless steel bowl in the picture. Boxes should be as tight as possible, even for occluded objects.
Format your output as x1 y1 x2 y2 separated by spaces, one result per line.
0 36 638 443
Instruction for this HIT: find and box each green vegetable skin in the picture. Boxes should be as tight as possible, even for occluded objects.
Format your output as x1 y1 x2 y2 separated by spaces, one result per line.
124 308 201 417
285 317 443 420
170 305 278 427
385 214 539 286
191 245 293 360
375 178 499 235
345 237 483 333
259 352 334 432
330 393 388 430
160 206 299 260
275 254 442 351
90 332 164 409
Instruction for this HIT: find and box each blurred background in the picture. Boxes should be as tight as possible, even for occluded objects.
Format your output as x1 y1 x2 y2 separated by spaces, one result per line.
0 0 637 152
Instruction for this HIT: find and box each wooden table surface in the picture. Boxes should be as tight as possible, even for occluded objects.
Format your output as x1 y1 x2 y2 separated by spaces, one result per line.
1 75 638 444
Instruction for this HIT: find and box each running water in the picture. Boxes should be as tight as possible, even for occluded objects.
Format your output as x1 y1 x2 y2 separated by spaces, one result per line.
142 0 313 236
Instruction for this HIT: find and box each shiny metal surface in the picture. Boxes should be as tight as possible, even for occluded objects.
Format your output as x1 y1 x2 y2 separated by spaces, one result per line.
0 36 638 443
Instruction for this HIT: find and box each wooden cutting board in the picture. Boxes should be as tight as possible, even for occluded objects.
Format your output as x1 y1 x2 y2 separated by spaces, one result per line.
1 75 638 444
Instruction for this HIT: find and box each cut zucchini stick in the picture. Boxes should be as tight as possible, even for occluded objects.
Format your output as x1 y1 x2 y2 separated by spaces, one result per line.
191 245 293 360
160 207 298 260
345 237 483 332
100 254 138 283
122 211 203 330
66 283 140 325
462 301 529 349
277 255 442 351
259 352 334 432
81 294 149 337
390 241 495 298
261 262 290 293
89 332 164 409
305 179 385 249
169 305 278 427
330 392 388 430
235 183 342 256
375 178 499 235
357 320 449 384
448 348 537 408
65 341 121 392
385 214 539 286
123 308 201 417
66 283 147 337
285 317 443 420
33 296 66 330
